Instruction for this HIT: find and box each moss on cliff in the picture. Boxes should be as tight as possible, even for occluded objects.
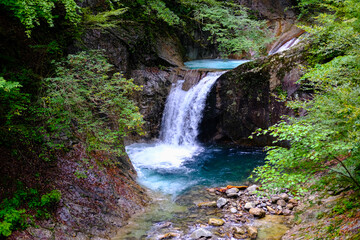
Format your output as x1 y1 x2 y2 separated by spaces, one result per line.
199 42 310 146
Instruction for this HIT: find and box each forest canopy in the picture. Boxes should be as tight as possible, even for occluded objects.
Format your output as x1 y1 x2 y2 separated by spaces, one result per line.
0 0 270 55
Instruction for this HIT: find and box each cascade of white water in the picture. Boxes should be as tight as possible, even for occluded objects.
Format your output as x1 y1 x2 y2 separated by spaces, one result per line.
126 71 225 180
269 37 300 55
125 63 249 194
160 71 225 146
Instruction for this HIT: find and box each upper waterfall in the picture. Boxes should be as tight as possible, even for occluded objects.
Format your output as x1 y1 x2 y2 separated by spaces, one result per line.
269 37 301 55
160 71 225 146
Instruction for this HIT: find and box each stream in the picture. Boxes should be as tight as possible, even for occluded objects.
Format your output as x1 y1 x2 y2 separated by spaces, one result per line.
113 60 289 239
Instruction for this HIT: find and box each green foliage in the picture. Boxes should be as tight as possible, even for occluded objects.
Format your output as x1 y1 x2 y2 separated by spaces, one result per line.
41 50 144 162
146 0 182 26
83 8 128 28
0 77 30 138
10 0 270 56
331 200 359 216
0 77 21 92
0 185 61 237
315 211 325 219
0 0 80 37
101 0 270 56
40 190 61 207
74 170 88 179
184 0 271 55
193 2 271 55
0 76 32 140
251 0 360 194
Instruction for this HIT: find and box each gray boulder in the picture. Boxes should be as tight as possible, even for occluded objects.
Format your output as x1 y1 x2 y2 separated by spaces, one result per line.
226 188 239 194
230 207 238 213
248 226 258 239
286 203 294 210
271 195 280 203
190 228 212 239
217 197 228 208
283 209 292 216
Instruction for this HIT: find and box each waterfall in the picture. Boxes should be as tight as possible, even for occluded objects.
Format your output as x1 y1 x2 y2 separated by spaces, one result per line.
127 71 225 173
160 71 225 146
125 60 253 195
269 37 300 55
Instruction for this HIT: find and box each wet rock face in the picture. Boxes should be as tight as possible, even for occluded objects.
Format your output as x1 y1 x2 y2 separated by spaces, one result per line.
237 0 302 52
77 24 187 142
199 43 310 146
237 0 298 20
81 28 130 73
126 68 213 142
79 25 183 72
11 144 150 239
56 146 149 238
128 69 172 141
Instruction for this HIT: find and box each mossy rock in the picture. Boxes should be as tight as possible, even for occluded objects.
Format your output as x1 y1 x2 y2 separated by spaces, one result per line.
199 41 312 146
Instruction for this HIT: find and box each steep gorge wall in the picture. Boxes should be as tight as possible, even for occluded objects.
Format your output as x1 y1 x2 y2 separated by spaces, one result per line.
237 0 304 54
199 43 310 146
53 1 306 237
42 0 306 237
10 144 149 239
16 23 187 240
193 0 308 146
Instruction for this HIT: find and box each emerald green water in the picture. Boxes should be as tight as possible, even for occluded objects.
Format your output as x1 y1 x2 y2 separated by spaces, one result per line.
126 143 265 196
184 59 249 69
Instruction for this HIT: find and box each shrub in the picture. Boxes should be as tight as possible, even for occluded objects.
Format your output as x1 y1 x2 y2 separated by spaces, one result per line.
41 50 144 163
0 186 61 237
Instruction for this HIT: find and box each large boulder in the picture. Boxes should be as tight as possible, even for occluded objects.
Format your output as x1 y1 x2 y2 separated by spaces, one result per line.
217 197 229 208
244 202 256 210
246 185 259 194
199 42 310 146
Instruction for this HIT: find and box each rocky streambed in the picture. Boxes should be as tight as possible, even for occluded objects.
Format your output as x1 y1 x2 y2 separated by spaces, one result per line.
113 185 297 240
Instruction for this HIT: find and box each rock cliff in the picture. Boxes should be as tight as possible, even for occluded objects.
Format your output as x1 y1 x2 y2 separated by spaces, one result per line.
10 144 149 239
238 0 304 52
199 42 310 146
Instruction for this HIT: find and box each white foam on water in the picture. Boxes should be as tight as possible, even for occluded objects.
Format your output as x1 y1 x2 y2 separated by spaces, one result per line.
126 143 202 170
126 143 203 194
126 72 225 194
160 71 225 146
